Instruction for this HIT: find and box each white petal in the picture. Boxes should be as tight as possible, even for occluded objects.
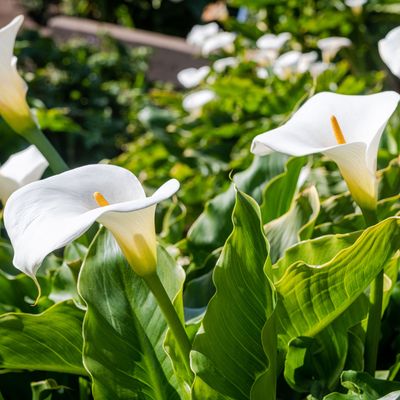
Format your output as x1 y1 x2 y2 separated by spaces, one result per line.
177 66 210 88
0 15 23 69
317 37 352 52
297 51 318 73
252 91 399 210
4 164 179 277
379 26 400 79
213 57 238 72
345 0 367 7
256 32 291 50
187 23 220 47
201 32 236 56
182 89 216 112
0 145 48 203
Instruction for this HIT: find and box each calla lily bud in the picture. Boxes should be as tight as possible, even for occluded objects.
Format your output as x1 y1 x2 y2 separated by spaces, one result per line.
0 15 37 135
251 91 400 212
379 26 400 79
4 165 179 279
0 145 48 204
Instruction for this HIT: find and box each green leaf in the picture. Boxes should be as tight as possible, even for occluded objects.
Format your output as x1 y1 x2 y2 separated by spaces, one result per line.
324 371 400 400
273 230 362 281
191 190 276 400
78 228 185 399
275 217 400 347
261 156 307 224
187 154 287 266
0 301 85 375
265 186 320 263
284 298 368 395
31 379 68 400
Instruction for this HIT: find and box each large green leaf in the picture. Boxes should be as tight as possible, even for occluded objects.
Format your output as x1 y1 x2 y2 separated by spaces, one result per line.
324 371 400 400
275 217 400 347
78 228 186 399
265 186 320 263
0 301 85 375
261 156 307 224
187 154 287 266
191 190 276 400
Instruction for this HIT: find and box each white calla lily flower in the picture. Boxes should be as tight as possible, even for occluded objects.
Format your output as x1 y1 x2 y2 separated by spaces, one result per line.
213 57 238 73
256 32 291 62
251 92 400 211
297 51 319 74
187 22 220 47
273 51 302 79
256 67 269 79
182 89 216 113
0 145 48 204
4 164 179 279
0 15 37 134
345 0 367 14
177 66 210 88
201 32 236 56
317 37 351 63
310 61 331 78
378 26 400 79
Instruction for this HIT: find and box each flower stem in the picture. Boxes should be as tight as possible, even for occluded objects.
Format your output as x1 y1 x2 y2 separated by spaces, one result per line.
362 208 382 376
143 272 192 377
24 126 68 174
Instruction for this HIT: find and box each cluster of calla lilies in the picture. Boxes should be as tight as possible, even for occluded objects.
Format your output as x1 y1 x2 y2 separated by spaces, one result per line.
1 10 400 398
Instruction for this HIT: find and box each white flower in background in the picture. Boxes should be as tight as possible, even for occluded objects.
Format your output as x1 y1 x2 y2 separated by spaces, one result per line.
177 66 210 89
182 89 216 113
317 37 352 63
0 15 37 135
310 61 331 78
273 51 302 79
0 145 48 204
186 22 220 47
297 51 318 74
213 57 238 73
256 67 269 79
256 32 291 62
345 0 367 14
202 32 237 56
251 92 400 211
4 164 179 279
378 26 400 79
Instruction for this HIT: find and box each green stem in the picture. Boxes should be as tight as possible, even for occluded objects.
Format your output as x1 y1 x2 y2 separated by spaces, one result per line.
143 272 192 377
24 126 68 174
362 208 382 376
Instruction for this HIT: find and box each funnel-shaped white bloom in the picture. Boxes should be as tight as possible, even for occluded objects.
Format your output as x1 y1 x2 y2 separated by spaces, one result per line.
273 51 302 79
256 32 291 60
177 66 210 88
252 92 400 210
182 89 216 112
213 57 238 73
379 26 400 79
0 145 48 204
187 23 220 47
0 15 36 134
310 61 330 78
317 37 351 63
4 164 179 278
201 32 236 56
345 0 367 13
297 51 318 74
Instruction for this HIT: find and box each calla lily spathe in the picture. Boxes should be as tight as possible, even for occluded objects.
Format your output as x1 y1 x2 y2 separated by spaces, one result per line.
182 89 216 113
4 164 179 279
378 26 400 79
0 15 36 134
252 91 400 211
317 37 351 63
201 32 237 56
177 66 210 88
256 33 291 62
187 22 220 47
0 145 48 204
213 57 238 73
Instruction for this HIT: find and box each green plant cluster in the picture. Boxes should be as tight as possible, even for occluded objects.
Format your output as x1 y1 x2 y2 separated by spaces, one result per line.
1 1 400 399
